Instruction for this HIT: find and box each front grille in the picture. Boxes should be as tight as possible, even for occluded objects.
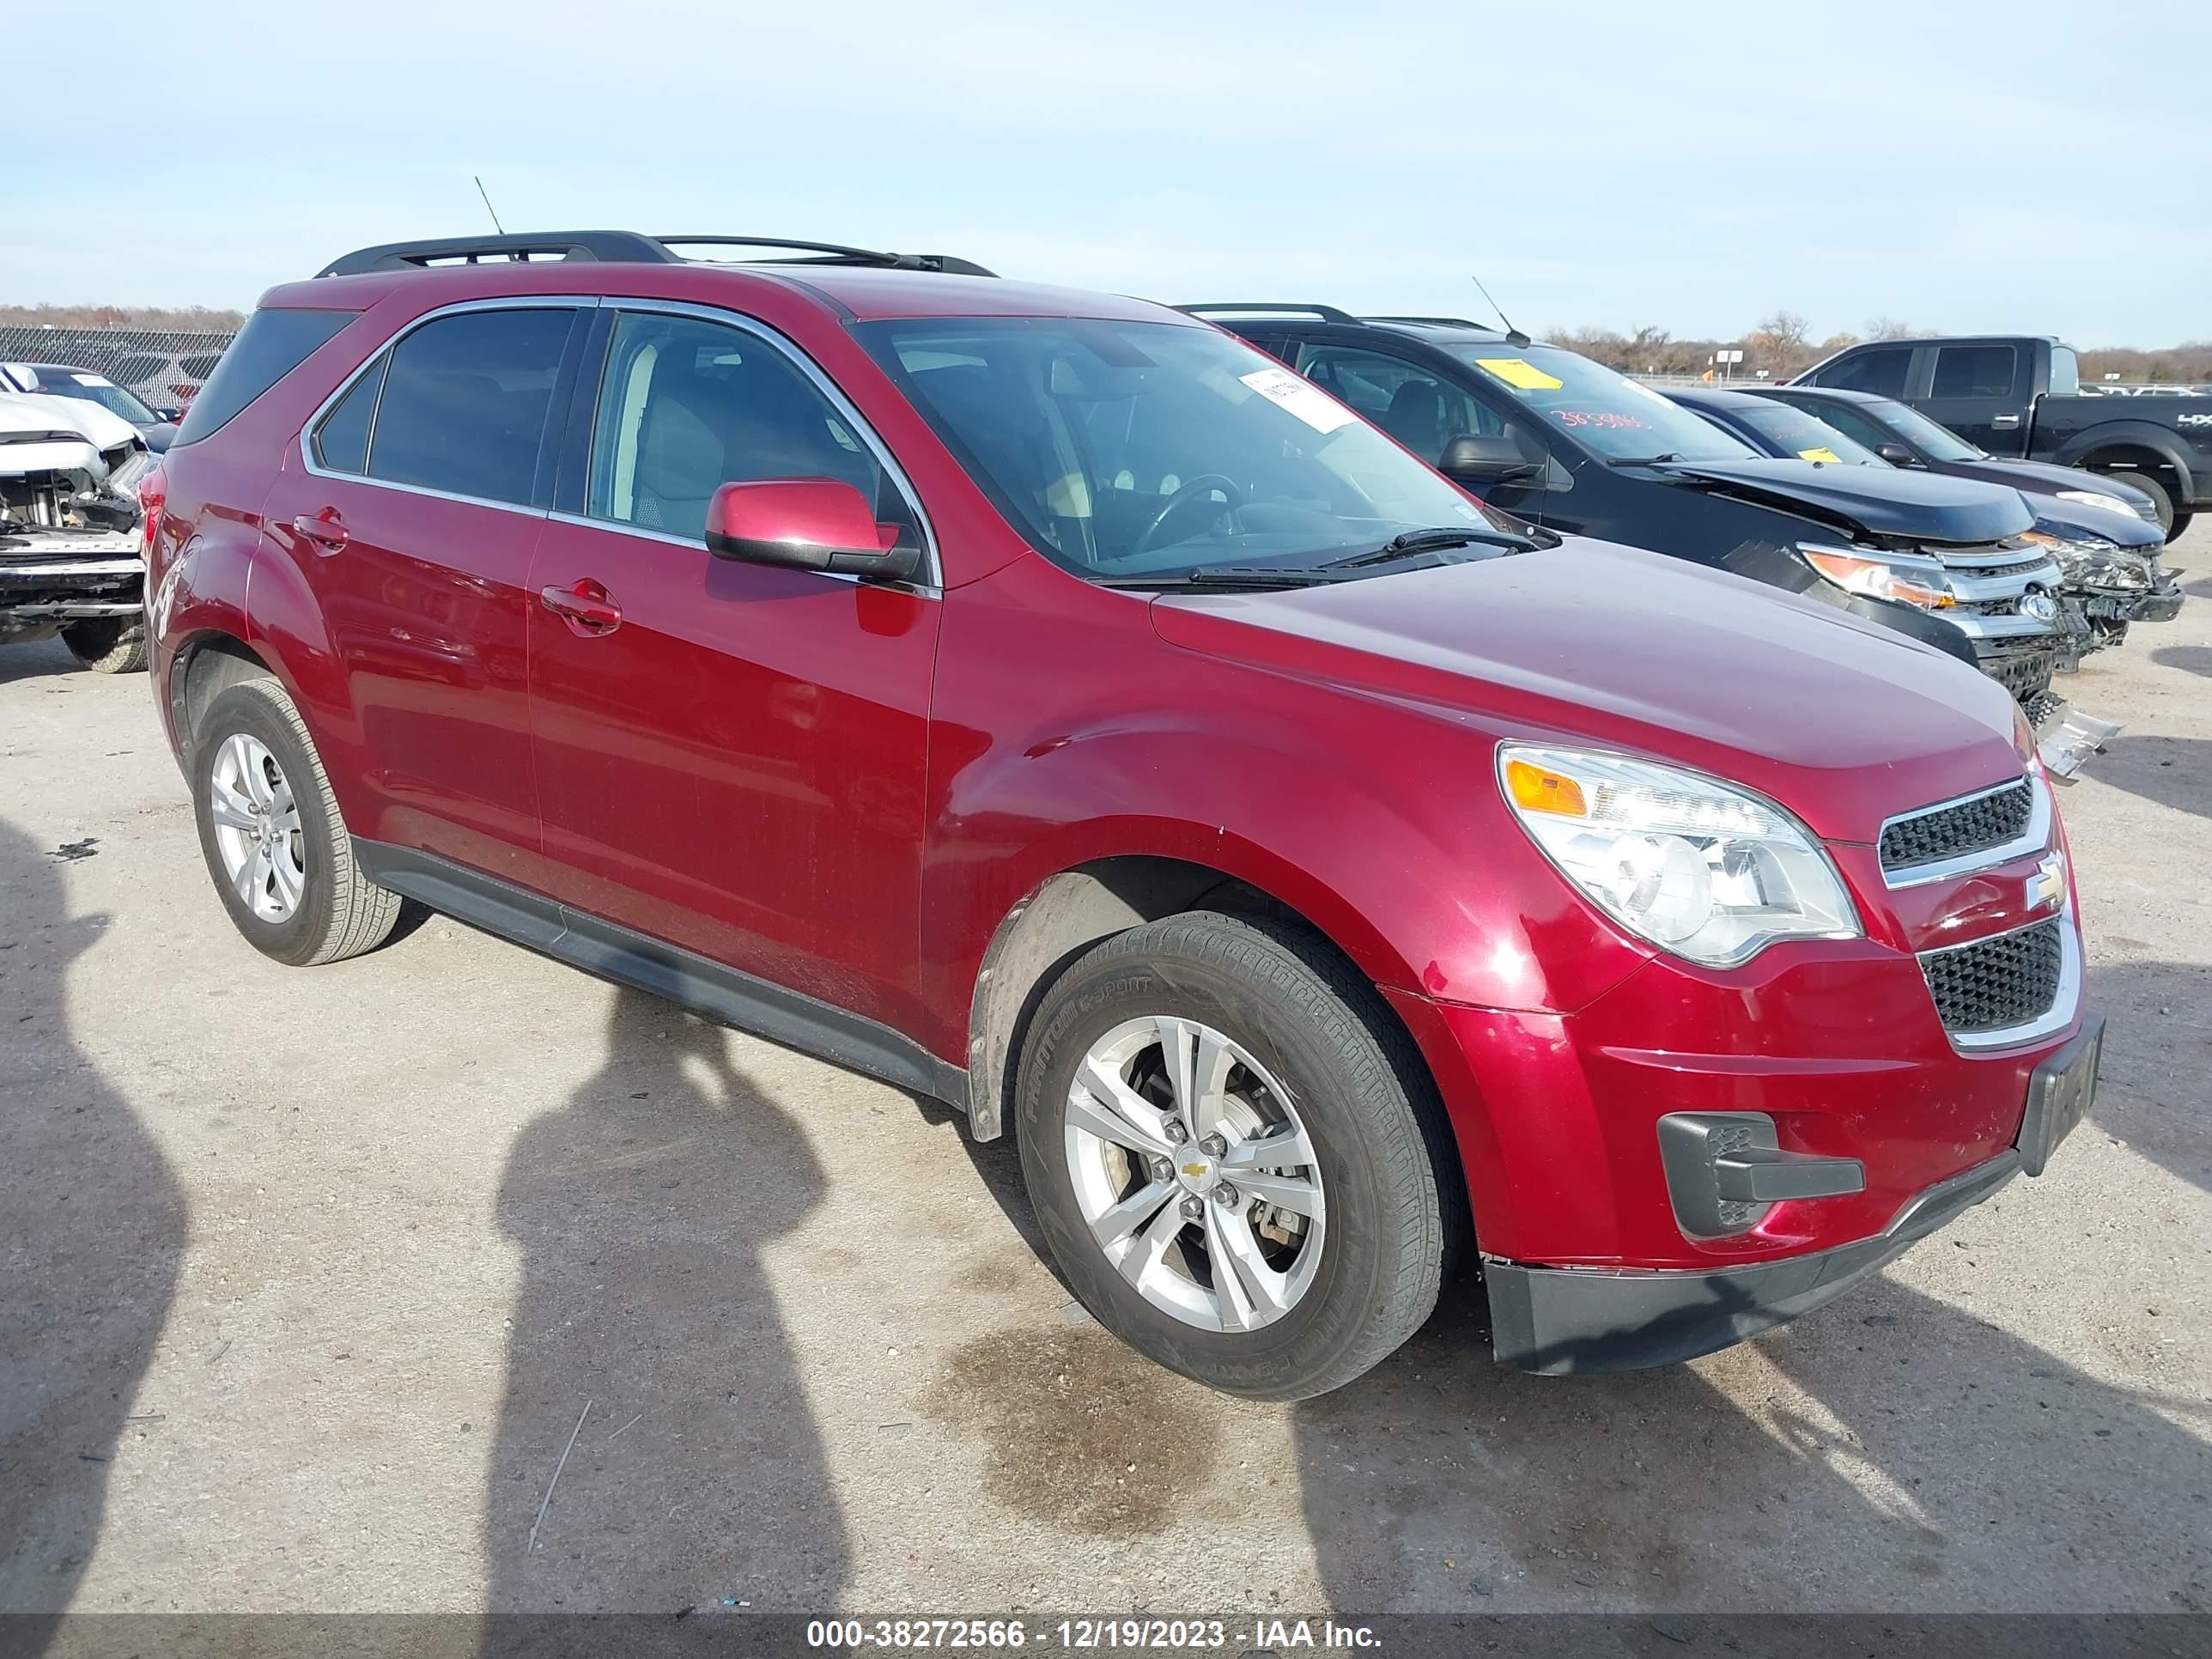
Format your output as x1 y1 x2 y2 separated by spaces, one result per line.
1919 918 2064 1035
1881 779 2035 872
1984 646 2057 703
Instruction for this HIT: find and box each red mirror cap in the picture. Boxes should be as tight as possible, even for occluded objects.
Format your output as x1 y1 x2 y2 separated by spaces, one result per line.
704 477 893 559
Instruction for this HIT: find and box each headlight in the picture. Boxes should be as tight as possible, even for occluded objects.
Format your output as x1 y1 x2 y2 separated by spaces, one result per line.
1798 543 1954 610
2056 489 2138 517
1499 745 1861 967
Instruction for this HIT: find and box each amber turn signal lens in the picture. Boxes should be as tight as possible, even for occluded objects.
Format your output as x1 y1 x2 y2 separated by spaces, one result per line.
1504 757 1587 817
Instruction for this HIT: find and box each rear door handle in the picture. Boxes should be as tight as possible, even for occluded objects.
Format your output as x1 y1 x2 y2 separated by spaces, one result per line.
538 579 622 635
291 511 349 552
1990 414 2021 429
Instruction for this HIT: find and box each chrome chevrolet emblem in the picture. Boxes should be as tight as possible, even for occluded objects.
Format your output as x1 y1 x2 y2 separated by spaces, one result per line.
2028 849 2067 911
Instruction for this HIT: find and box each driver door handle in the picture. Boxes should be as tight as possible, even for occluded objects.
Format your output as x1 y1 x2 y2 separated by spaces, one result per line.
538 579 623 635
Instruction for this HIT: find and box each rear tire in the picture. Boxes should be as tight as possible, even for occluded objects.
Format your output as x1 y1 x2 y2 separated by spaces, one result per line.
191 678 402 966
60 617 149 674
1014 910 1454 1401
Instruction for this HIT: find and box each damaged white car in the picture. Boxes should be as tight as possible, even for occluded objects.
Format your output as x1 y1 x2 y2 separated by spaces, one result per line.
0 390 152 672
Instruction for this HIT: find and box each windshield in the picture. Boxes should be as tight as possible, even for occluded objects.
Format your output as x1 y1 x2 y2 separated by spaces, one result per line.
1735 404 1887 466
1440 343 1755 463
856 319 1516 577
1870 398 1984 462
33 374 159 425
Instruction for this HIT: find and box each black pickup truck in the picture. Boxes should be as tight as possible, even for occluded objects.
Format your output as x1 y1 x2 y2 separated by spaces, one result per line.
1790 335 2212 538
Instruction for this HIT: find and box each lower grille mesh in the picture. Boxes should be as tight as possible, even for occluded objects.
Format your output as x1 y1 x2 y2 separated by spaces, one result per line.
1920 918 2064 1035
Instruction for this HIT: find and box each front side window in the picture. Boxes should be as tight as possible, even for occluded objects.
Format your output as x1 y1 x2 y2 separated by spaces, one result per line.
1293 346 1516 465
1820 347 1911 398
1437 343 1754 465
1932 344 2016 399
366 307 574 507
858 318 1513 577
585 312 900 544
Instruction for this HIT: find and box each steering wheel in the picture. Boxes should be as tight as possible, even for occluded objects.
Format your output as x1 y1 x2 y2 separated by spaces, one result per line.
1133 475 1246 555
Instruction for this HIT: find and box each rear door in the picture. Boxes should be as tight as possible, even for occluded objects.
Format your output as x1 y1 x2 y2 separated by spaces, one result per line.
1923 343 2027 457
260 301 586 889
524 303 939 1037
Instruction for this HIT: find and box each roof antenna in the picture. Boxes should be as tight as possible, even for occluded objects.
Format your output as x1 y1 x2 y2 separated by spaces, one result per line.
1472 273 1531 348
473 176 506 235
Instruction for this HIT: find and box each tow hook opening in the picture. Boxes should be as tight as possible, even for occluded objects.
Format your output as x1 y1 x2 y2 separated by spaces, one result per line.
1656 1112 1866 1241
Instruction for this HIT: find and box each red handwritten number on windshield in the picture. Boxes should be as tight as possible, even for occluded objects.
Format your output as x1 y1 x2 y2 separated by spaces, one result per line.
1550 410 1651 430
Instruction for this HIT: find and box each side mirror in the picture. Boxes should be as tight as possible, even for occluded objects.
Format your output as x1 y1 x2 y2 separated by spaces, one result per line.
704 477 921 582
1439 434 1547 486
1875 442 1917 466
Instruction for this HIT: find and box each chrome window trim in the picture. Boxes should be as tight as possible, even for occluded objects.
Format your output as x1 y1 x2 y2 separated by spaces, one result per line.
582 298 943 592
296 295 605 519
1879 774 2050 889
1917 903 2081 1054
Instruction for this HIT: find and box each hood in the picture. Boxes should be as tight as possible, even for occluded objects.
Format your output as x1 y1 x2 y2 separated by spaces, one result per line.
2027 495 2164 550
0 390 140 451
1649 456 2035 545
1150 539 2024 844
0 392 106 478
1947 454 2156 509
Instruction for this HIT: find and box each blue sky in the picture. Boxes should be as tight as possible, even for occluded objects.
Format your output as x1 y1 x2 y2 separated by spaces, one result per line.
11 0 2208 344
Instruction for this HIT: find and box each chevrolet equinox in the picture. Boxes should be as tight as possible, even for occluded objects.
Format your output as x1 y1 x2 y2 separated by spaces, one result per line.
143 232 2102 1400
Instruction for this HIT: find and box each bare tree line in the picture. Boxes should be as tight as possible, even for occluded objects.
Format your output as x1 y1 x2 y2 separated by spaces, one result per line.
0 303 248 334
1545 312 2212 383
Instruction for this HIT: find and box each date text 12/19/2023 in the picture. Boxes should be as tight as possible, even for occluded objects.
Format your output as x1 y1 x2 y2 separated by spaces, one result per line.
805 1618 1383 1650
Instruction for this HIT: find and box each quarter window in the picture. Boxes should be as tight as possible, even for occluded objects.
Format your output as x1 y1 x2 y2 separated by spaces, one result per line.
366 307 574 507
1820 347 1911 398
1932 345 2017 399
585 312 903 544
312 355 386 474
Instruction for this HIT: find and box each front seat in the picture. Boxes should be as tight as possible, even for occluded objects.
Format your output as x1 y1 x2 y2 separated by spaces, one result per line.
1381 380 1447 461
630 389 725 539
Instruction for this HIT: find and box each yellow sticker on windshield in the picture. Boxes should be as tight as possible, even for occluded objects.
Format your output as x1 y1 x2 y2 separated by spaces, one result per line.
1797 446 1842 463
1474 357 1565 392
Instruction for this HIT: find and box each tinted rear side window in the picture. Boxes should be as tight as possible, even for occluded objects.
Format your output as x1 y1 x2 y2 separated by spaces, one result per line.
1820 346 1911 398
173 308 356 444
367 308 574 507
1932 345 2017 399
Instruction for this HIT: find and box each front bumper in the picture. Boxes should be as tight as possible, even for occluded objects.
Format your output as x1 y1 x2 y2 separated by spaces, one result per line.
1484 1014 2100 1372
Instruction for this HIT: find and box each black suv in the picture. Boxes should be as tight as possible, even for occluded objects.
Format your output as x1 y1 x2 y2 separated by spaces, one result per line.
1191 307 2070 709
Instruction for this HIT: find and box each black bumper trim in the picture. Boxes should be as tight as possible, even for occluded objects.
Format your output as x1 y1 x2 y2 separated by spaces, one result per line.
1484 1152 2021 1375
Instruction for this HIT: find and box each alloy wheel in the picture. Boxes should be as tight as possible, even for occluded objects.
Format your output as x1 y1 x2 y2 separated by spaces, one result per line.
1064 1014 1327 1332
207 732 307 923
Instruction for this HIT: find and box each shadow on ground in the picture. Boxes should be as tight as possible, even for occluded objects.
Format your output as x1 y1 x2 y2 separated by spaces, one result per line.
2082 963 2212 1196
2085 734 2212 821
483 988 848 1615
2151 644 2212 679
0 638 81 690
1295 1272 2210 1612
0 819 186 1647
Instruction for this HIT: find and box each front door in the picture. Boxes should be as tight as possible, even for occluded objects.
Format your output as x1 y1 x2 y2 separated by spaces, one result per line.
259 303 581 889
526 307 939 1037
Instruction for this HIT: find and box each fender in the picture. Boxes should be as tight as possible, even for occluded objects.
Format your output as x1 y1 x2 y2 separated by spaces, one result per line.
921 689 1656 1070
2055 419 2199 504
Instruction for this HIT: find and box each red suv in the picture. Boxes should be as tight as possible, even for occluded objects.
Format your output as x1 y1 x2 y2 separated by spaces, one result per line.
145 232 2101 1400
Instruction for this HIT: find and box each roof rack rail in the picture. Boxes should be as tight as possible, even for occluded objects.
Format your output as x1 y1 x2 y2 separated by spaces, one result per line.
317 231 996 280
1175 302 1357 325
655 236 996 277
1367 314 1483 328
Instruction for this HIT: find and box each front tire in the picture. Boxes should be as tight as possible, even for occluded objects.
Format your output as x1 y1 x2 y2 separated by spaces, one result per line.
60 617 149 674
2106 468 2174 536
191 678 402 966
1014 911 1454 1401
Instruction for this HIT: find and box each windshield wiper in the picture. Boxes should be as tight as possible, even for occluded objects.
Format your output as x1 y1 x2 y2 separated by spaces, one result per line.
1318 526 1542 570
1606 452 1689 466
1091 566 1352 591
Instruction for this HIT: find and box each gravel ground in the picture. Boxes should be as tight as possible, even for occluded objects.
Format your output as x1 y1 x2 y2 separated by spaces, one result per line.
2 526 2206 1623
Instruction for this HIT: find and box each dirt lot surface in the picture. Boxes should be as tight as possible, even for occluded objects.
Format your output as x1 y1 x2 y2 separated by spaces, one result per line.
3 526 2207 1622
